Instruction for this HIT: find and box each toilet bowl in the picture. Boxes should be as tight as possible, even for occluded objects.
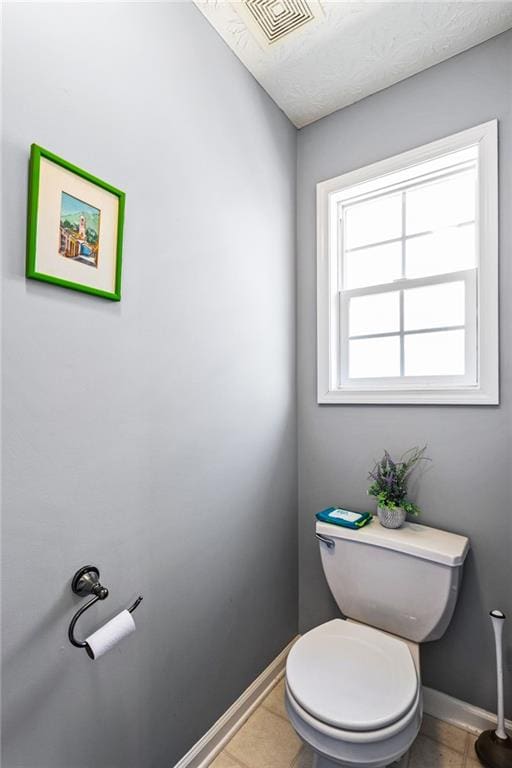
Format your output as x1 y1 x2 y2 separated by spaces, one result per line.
284 519 469 768
285 620 421 767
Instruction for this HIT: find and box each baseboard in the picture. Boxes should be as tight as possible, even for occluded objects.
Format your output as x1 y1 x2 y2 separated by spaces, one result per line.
173 636 298 768
423 686 512 736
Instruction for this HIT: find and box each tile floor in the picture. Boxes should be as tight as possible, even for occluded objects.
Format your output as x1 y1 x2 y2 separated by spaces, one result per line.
211 678 482 768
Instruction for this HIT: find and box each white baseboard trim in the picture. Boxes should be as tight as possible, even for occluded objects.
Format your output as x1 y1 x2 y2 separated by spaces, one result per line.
423 686 512 736
173 637 298 768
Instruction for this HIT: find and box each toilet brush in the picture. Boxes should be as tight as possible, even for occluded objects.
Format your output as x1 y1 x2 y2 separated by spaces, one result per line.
475 610 512 768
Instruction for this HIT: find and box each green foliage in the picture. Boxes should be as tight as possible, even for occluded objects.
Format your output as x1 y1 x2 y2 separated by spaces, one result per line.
368 446 429 516
86 227 98 245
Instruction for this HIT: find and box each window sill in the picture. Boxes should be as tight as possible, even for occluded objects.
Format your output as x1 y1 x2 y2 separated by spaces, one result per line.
318 387 499 405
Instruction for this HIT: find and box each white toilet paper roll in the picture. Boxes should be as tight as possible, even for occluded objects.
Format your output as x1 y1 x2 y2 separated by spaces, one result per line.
85 609 136 659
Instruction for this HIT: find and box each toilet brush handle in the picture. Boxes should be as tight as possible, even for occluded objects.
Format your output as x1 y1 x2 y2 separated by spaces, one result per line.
490 609 506 740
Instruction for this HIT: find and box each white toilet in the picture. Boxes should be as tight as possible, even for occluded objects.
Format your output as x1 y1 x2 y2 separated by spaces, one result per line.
285 518 470 768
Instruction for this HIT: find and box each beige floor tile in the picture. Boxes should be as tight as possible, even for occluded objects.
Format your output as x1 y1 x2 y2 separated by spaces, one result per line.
465 732 483 763
262 679 288 721
210 751 245 768
466 731 492 767
226 706 302 768
409 735 465 768
291 745 315 768
392 751 410 768
420 715 469 754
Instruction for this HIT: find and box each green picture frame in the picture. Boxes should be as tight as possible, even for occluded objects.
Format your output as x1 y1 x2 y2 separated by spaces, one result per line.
26 144 125 301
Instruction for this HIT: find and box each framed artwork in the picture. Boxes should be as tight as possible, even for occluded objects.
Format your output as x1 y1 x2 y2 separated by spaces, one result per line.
26 144 125 301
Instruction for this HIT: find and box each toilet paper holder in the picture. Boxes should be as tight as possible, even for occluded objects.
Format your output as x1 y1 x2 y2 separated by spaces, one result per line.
68 565 143 652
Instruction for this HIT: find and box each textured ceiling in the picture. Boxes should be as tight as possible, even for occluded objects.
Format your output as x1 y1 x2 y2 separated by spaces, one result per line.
194 1 512 128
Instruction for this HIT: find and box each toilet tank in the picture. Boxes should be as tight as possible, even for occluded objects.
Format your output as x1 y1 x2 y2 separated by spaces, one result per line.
316 518 470 643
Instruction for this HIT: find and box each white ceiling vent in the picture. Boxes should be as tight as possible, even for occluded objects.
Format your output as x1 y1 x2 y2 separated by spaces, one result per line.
233 0 324 48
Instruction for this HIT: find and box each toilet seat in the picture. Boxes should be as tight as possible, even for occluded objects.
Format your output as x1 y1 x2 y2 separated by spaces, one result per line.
286 620 419 733
285 681 421 744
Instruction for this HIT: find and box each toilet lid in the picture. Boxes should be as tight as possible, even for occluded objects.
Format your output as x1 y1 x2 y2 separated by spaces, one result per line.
286 620 418 732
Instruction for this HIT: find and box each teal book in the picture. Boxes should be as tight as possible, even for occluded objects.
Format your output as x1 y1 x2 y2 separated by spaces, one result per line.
316 507 373 529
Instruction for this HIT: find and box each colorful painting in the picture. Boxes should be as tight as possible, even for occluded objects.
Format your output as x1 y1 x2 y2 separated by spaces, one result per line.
26 144 125 300
59 192 100 268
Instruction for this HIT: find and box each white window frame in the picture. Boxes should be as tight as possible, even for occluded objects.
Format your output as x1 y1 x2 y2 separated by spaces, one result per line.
317 120 498 405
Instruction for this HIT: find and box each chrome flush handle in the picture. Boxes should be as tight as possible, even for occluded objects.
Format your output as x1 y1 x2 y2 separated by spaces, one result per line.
316 532 335 549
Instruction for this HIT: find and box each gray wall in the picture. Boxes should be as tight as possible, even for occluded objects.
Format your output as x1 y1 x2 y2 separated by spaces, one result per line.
1 4 297 767
297 31 512 716
3 4 511 765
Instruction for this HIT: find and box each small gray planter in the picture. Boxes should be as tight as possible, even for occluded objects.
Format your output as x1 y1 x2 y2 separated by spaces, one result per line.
377 506 406 529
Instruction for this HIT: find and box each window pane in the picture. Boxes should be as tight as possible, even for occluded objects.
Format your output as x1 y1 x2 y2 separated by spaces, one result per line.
336 147 477 204
404 281 465 331
406 169 476 235
344 193 402 250
349 291 400 337
404 329 465 376
344 241 402 289
406 224 475 279
349 336 400 378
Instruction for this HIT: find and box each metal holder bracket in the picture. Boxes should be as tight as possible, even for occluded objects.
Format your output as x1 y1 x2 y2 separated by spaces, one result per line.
68 565 143 653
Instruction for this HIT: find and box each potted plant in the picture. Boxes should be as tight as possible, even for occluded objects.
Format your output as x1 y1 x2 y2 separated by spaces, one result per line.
368 447 429 529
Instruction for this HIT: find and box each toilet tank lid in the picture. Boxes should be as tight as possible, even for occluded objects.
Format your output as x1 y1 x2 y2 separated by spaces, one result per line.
316 519 470 566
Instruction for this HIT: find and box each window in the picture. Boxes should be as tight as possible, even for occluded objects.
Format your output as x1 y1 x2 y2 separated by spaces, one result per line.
317 121 498 404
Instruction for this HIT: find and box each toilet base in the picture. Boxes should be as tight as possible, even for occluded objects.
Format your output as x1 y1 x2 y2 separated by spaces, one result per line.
285 680 421 768
312 751 410 768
